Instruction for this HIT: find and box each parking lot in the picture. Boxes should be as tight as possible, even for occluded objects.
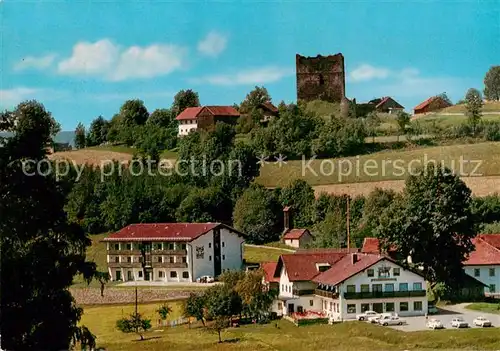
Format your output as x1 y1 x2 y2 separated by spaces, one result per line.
385 304 500 332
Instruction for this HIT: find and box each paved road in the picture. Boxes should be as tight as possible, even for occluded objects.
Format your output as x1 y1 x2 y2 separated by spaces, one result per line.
388 303 500 332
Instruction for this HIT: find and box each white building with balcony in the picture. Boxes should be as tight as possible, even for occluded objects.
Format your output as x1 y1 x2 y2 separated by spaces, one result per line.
102 223 245 283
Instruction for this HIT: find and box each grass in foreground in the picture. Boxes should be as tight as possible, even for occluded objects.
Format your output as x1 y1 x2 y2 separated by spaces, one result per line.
256 141 500 187
86 145 178 159
465 302 500 314
243 245 293 264
82 317 500 351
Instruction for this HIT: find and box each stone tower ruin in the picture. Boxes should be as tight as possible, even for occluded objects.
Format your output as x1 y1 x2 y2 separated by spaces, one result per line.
296 53 346 103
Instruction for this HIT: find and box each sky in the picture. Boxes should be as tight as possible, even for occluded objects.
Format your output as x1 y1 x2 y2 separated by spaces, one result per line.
1 0 499 130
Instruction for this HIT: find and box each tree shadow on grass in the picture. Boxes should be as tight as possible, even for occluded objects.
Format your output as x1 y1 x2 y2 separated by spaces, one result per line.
132 336 162 342
222 338 240 343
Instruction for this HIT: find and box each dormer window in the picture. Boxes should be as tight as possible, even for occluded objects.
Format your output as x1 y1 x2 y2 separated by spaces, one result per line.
316 263 331 272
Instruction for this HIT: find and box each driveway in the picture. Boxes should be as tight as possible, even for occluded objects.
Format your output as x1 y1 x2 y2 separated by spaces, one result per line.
387 303 500 332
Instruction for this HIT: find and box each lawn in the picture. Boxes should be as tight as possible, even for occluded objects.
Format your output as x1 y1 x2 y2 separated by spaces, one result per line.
465 302 500 314
243 245 293 264
81 317 500 351
256 141 500 187
441 101 500 113
414 114 500 128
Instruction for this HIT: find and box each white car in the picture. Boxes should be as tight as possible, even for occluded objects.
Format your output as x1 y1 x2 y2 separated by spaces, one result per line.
196 275 214 283
378 315 405 326
356 310 378 321
473 316 492 327
450 317 469 328
426 318 444 329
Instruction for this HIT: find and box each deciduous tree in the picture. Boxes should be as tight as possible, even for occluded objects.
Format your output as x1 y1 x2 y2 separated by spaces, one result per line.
396 111 410 142
183 293 207 327
75 122 86 149
484 66 500 101
465 88 483 135
172 89 200 116
116 313 152 341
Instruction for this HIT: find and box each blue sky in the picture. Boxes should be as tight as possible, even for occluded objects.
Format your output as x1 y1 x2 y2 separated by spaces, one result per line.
2 0 499 130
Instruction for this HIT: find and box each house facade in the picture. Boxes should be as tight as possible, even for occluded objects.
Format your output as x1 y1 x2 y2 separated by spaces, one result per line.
370 97 404 114
102 223 245 282
413 96 452 115
463 234 500 297
266 250 427 320
283 229 314 248
175 106 240 136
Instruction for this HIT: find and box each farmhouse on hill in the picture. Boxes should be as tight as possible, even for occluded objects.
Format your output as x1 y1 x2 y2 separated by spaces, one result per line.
258 101 279 125
413 96 452 115
102 222 245 283
369 97 405 114
281 206 314 248
175 105 240 136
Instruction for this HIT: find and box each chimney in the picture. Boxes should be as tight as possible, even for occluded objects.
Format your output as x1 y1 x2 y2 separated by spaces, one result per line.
283 206 291 232
351 253 358 264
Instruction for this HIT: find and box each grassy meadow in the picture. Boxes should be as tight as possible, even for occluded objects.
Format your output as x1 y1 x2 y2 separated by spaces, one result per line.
465 302 500 314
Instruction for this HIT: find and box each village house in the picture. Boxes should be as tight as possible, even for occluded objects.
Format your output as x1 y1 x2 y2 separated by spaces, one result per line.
258 102 279 125
369 97 404 114
102 223 245 283
175 106 240 136
265 249 427 321
281 206 314 248
413 96 452 115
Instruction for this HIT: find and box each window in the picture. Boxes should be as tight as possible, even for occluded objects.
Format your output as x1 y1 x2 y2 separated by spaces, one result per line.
181 244 186 250
346 285 356 293
114 243 120 250
126 243 132 250
378 266 390 278
372 284 382 292
384 283 394 292
182 256 187 263
385 302 395 312
367 269 374 277
222 242 225 248
158 256 163 263
329 302 333 311
170 271 177 278
361 303 370 312
182 272 189 279
139 256 143 263
474 268 480 277
393 268 400 276
309 300 314 307
169 257 175 263
159 271 164 278
413 301 423 311
489 284 496 293
347 304 356 314
209 256 212 261
399 302 409 312
115 256 119 263
127 271 133 281
116 271 121 280
209 243 212 248
489 268 495 277
413 282 422 291
282 284 284 291
360 284 370 292
138 271 143 278
127 257 132 263
155 243 162 250
399 283 408 291
168 243 174 250
222 255 225 260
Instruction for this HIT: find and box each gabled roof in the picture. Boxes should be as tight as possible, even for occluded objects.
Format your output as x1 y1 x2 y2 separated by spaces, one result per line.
465 236 500 265
313 253 389 286
275 251 348 281
413 96 451 111
375 97 404 109
283 229 310 240
103 223 242 242
261 262 279 283
361 237 397 254
260 102 278 113
478 234 500 249
175 107 204 120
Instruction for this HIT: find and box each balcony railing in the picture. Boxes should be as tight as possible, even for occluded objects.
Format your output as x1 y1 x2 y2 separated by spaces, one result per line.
292 289 315 296
152 262 188 269
107 249 141 255
343 290 427 299
314 289 339 299
152 250 187 256
108 262 142 268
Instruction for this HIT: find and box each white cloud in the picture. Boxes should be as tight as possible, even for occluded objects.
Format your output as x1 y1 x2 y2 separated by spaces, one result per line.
14 54 57 71
197 31 227 57
57 39 187 81
191 66 293 86
349 64 391 82
0 87 42 108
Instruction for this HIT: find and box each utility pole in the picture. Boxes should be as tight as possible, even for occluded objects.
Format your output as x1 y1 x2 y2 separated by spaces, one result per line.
346 195 350 251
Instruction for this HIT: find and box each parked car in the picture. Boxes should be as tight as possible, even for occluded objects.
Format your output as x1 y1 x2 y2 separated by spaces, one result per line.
450 317 469 328
426 318 444 329
356 310 378 321
378 315 405 326
473 316 492 327
428 305 439 314
368 312 393 323
196 275 214 283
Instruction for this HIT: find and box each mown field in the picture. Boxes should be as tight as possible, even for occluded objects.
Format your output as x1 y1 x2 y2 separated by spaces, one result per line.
465 302 500 315
440 101 500 113
79 317 500 351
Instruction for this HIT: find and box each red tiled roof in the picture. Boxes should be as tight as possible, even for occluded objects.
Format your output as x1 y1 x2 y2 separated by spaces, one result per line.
465 237 500 265
295 248 359 254
414 97 436 111
313 253 387 285
283 229 309 240
361 237 397 254
205 106 240 116
260 102 278 113
277 251 348 281
103 223 221 242
261 261 279 283
478 234 500 249
175 107 203 120
375 96 404 109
